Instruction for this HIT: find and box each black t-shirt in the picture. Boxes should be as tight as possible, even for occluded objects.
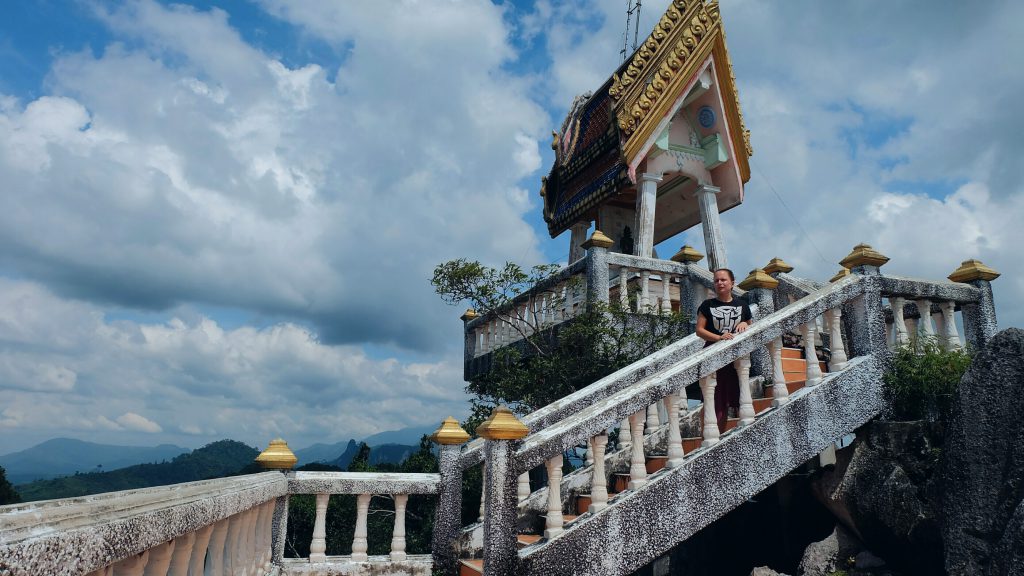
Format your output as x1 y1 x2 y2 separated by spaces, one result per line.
697 296 752 336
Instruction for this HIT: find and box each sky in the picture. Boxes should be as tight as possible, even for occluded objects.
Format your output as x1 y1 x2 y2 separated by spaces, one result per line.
0 0 1021 455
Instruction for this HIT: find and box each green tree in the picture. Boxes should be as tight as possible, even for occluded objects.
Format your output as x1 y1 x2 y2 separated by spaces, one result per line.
0 465 21 505
884 338 973 421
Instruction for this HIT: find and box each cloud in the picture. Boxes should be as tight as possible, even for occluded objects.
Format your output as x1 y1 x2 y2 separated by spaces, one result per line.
116 412 162 433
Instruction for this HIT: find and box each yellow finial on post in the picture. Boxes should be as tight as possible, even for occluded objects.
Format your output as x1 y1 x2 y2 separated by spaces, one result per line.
762 257 793 275
839 243 890 269
737 268 779 291
255 438 298 470
430 416 471 445
948 259 1000 283
670 245 704 263
476 406 529 441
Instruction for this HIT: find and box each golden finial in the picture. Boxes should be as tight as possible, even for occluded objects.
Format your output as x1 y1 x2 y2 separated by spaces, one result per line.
475 406 529 441
670 245 704 263
948 259 1000 283
581 229 615 250
762 257 793 275
255 438 297 471
430 416 471 445
839 243 890 269
737 268 779 291
830 268 851 283
460 308 479 322
551 130 560 151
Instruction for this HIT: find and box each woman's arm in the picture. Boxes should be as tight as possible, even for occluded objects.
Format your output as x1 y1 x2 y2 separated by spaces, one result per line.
696 314 722 342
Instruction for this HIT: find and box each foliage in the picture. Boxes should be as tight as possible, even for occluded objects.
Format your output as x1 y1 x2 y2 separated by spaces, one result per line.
0 465 21 505
884 338 973 421
284 436 439 558
14 440 258 502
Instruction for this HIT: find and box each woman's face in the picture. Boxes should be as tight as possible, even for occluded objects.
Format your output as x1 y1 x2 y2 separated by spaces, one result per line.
713 270 733 296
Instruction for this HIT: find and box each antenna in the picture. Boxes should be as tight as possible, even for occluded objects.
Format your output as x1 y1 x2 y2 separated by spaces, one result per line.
620 0 643 62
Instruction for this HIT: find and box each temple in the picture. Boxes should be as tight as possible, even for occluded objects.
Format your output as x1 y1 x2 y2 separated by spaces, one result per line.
544 0 751 270
0 2 1004 576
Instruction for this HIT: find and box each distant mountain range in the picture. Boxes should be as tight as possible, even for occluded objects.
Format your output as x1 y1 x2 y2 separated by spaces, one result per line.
0 438 189 484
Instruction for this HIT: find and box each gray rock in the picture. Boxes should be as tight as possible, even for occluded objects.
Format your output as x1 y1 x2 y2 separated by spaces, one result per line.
798 525 861 576
854 550 886 569
750 567 790 576
941 328 1024 576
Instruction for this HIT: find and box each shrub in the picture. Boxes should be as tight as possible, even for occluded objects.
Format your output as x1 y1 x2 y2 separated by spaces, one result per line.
883 338 972 421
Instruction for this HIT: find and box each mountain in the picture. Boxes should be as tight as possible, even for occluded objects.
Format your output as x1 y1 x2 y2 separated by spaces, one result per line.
361 424 436 446
328 440 419 470
0 438 189 484
293 441 351 466
15 440 258 502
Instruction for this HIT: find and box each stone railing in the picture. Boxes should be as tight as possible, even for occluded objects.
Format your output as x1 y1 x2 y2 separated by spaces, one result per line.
0 472 286 576
278 471 441 575
466 246 1000 575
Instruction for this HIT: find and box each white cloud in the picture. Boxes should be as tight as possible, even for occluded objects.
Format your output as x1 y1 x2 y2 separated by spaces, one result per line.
116 412 163 433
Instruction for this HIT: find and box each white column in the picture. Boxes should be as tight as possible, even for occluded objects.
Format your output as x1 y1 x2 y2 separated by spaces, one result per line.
627 411 648 489
696 184 728 271
142 541 173 576
224 512 243 574
188 524 214 576
207 518 229 576
802 321 822 386
735 354 755 426
517 471 532 503
618 266 630 310
939 301 961 349
640 270 651 312
915 299 935 341
258 501 274 573
827 308 849 370
167 532 195 576
391 493 408 561
238 508 256 575
478 464 486 522
635 172 662 258
661 275 672 315
544 454 564 539
769 338 789 405
891 297 909 347
569 221 589 263
665 394 684 467
309 493 329 562
352 493 371 561
585 437 594 467
700 373 720 447
618 416 632 448
111 551 149 576
589 434 609 513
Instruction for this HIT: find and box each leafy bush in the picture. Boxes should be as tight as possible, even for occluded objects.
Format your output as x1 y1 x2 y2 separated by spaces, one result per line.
884 338 972 421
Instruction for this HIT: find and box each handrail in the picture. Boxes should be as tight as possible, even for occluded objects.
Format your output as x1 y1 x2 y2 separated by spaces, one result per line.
289 471 440 495
512 273 866 472
464 258 588 331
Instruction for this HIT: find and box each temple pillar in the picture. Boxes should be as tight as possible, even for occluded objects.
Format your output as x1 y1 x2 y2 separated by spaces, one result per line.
635 172 662 258
696 184 728 271
568 221 590 263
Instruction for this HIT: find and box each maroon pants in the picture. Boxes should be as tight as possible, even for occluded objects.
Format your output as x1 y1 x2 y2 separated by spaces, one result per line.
703 341 739 433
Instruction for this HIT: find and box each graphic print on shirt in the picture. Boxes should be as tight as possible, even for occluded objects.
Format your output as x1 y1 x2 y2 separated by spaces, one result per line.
710 305 744 334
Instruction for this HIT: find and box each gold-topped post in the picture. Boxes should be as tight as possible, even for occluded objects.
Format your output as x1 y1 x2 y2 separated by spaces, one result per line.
948 259 1000 283
762 257 794 276
670 245 704 263
476 405 529 441
255 438 298 471
737 268 779 291
431 416 471 445
460 308 479 322
830 268 851 283
581 229 615 250
839 243 890 271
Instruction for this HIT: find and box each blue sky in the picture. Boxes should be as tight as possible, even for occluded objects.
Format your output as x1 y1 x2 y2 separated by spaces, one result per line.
1 0 1021 454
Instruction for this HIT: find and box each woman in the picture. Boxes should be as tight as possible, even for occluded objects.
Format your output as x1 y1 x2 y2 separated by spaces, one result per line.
695 268 752 433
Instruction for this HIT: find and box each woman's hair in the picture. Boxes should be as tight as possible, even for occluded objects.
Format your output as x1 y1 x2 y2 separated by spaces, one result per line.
713 268 736 281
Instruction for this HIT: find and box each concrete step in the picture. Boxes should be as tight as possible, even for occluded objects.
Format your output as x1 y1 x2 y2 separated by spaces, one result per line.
781 347 802 359
459 558 483 575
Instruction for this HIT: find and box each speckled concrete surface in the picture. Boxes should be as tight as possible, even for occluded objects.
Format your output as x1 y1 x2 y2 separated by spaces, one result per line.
288 472 440 496
0 472 287 576
518 355 884 576
279 554 433 575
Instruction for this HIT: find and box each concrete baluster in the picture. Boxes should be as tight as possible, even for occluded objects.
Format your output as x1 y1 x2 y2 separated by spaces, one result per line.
890 296 909 347
640 270 651 312
645 402 660 434
618 416 632 448
939 301 961 349
309 493 329 562
141 540 173 576
391 493 408 561
517 471 532 503
827 308 849 370
479 464 486 522
111 550 149 576
188 523 215 576
224 512 244 574
240 507 257 574
166 531 195 576
257 501 274 573
661 275 672 315
589 434 609 513
700 373 720 446
627 411 647 489
802 321 822 386
544 454 564 538
619 266 630 310
207 518 230 576
351 493 371 561
736 354 755 426
915 298 935 342
769 338 789 406
665 393 685 467
585 437 594 467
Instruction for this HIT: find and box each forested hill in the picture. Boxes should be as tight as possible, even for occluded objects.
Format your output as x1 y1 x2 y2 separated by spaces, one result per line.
15 440 258 502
